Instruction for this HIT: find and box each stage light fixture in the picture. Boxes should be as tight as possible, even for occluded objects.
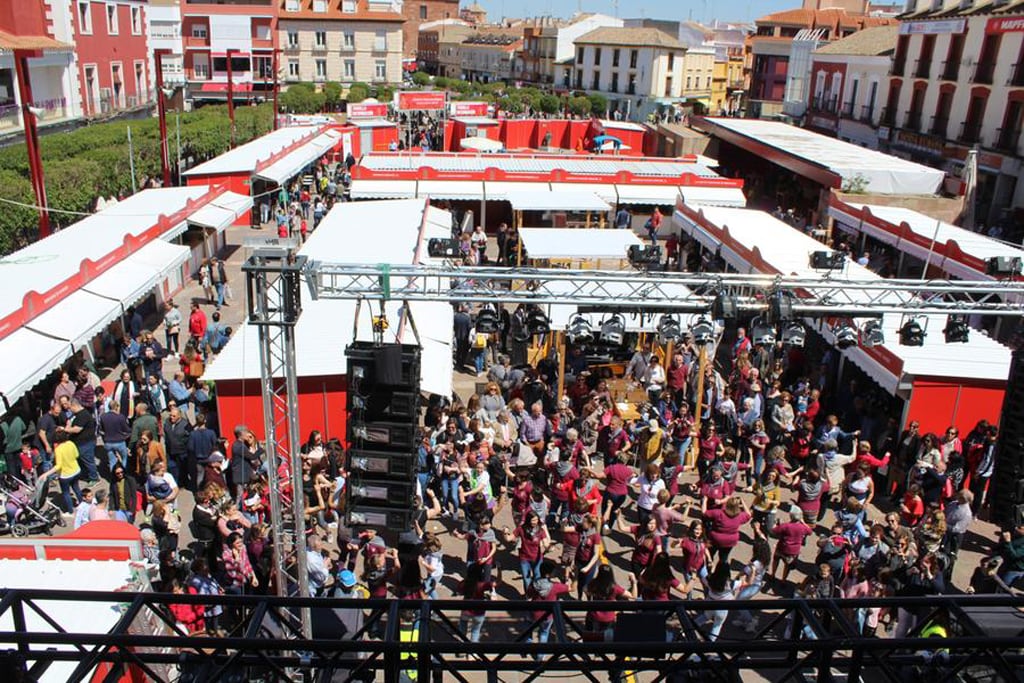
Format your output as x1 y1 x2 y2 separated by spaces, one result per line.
600 313 626 345
861 320 885 347
526 307 550 336
566 313 594 344
810 250 846 270
943 315 969 344
769 291 795 321
834 322 858 349
986 256 1021 277
750 317 776 346
898 316 926 347
711 293 738 321
691 317 715 346
474 305 500 334
427 238 460 259
656 314 683 345
628 244 662 267
781 321 806 347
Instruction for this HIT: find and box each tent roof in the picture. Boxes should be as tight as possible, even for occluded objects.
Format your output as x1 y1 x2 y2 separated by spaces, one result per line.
504 190 610 212
701 118 944 195
519 228 641 259
254 129 340 185
417 179 485 200
359 154 719 178
680 185 747 208
350 178 418 199
0 328 72 405
615 184 681 206
186 191 254 231
183 126 321 177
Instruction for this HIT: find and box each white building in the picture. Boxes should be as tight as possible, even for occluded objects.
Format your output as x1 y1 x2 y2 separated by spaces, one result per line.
148 0 185 86
573 26 687 121
886 0 1024 224
807 24 897 148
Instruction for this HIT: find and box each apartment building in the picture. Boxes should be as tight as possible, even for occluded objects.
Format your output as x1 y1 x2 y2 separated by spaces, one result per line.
402 0 458 60
280 0 403 85
458 32 522 84
516 13 622 87
70 0 153 115
149 0 185 87
418 20 473 75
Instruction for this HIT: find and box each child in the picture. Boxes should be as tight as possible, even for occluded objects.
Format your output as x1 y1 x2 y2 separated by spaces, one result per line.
73 488 95 529
169 579 206 634
19 441 39 485
419 532 445 599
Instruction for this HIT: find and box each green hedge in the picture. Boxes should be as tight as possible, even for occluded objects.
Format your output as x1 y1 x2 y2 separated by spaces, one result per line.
0 103 274 255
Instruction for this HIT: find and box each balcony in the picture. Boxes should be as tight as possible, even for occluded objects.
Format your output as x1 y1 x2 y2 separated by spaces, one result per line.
891 58 906 77
880 107 895 126
284 41 300 52
914 59 932 79
184 34 210 48
860 104 875 123
840 101 855 119
973 61 995 85
959 121 982 144
939 60 959 82
285 73 301 82
1009 64 1024 87
252 37 274 49
810 94 838 114
930 115 948 138
995 127 1020 153
904 110 923 132
312 42 329 52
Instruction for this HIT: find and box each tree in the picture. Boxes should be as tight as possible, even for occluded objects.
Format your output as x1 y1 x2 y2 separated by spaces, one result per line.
375 85 394 104
0 170 38 254
538 94 560 115
567 96 592 117
587 93 608 118
433 76 449 89
279 83 325 114
411 71 431 86
323 81 343 110
346 84 369 104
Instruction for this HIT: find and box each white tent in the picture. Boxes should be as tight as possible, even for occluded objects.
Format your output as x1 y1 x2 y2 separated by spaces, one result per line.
518 228 641 260
459 137 504 152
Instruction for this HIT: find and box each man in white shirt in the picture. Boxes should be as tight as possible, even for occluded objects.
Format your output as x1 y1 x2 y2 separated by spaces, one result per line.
307 534 331 597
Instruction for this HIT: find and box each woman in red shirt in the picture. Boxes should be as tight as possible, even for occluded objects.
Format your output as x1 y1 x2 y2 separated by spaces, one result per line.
677 520 711 596
584 564 635 639
900 483 925 527
696 423 724 480
457 563 497 643
703 496 751 563
637 553 685 601
617 513 663 575
595 452 634 531
502 511 550 592
573 514 604 598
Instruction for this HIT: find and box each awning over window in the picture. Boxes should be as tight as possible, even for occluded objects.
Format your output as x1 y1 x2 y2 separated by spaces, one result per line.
24 290 124 352
680 186 747 208
503 190 610 213
614 184 682 206
548 182 618 204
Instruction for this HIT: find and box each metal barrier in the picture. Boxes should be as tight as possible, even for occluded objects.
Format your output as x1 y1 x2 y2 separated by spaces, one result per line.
1 590 1022 682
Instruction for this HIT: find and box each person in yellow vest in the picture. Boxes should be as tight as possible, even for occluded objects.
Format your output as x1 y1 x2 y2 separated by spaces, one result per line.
398 609 420 682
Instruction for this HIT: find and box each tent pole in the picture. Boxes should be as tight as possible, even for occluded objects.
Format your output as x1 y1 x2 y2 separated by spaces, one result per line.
556 332 566 404
688 344 708 469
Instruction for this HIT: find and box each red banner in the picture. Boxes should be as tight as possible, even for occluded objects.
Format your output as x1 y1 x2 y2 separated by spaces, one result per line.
396 91 446 111
987 16 1024 33
450 101 489 117
347 102 388 118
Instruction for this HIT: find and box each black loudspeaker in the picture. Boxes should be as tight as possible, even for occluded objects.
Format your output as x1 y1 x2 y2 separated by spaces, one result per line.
991 349 1024 528
613 613 667 649
345 342 422 532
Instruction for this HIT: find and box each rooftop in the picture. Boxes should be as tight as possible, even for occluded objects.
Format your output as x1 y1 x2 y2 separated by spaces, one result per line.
901 0 1024 19
0 30 72 52
278 0 404 20
813 24 898 55
575 26 684 49
756 7 896 29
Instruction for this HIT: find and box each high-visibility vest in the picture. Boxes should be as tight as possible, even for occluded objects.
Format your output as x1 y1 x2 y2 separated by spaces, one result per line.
399 622 419 681
920 621 949 657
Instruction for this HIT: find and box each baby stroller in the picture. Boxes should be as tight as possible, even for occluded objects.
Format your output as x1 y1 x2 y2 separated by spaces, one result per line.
1 475 64 537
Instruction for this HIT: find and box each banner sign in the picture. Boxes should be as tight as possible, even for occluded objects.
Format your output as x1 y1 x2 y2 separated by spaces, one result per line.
450 101 489 117
900 19 966 35
396 91 447 111
347 102 388 118
987 16 1024 33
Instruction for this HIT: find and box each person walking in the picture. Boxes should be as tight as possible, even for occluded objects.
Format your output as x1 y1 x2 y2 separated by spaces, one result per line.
163 301 182 355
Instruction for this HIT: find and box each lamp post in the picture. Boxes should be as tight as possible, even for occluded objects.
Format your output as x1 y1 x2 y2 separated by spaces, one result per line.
14 49 50 238
154 48 172 187
226 48 237 147
272 48 280 130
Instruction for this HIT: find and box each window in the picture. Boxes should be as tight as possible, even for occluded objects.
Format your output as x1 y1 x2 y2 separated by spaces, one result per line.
315 59 327 80
905 86 924 131
627 73 636 95
77 2 92 34
131 6 141 35
343 32 355 50
974 33 1000 84
892 35 908 76
686 76 691 90
287 31 299 48
612 49 620 67
591 71 599 90
375 59 387 81
288 59 300 78
375 30 387 52
594 47 601 65
998 98 1024 151
961 93 986 142
932 88 952 136
255 56 273 79
134 61 146 101
664 76 672 98
610 72 618 93
192 24 208 39
313 0 328 11
193 54 210 79
342 0 357 12
575 69 582 89
285 0 300 9
344 59 356 80
576 47 584 64
915 35 935 78
667 52 674 70
943 33 964 81
420 4 428 19
106 2 118 35
314 31 327 48
629 50 638 69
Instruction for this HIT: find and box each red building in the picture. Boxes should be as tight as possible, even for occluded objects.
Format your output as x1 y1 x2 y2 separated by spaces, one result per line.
181 0 277 103
402 0 460 61
71 0 152 116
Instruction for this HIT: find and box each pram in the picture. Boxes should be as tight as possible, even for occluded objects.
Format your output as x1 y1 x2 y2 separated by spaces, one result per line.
0 475 65 537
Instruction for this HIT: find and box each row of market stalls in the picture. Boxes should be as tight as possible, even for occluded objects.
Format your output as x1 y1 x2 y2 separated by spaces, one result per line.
201 198 454 441
672 202 1011 435
0 185 251 409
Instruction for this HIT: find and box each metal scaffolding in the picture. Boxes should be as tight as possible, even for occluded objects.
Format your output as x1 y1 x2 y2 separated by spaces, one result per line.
243 250 311 638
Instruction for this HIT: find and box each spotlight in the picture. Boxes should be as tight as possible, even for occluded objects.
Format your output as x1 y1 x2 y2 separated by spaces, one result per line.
810 251 846 270
750 317 776 346
834 322 858 349
656 314 683 345
475 305 500 334
986 256 1021 277
861 319 884 347
566 313 594 344
769 291 795 321
691 317 715 346
711 293 738 321
628 244 662 267
526 307 550 336
898 316 926 347
943 315 969 344
427 238 460 258
781 321 806 347
600 313 626 346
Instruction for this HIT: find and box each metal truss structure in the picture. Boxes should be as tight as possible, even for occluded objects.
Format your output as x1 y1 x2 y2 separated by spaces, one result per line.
1 590 1023 683
243 251 311 638
308 263 1024 317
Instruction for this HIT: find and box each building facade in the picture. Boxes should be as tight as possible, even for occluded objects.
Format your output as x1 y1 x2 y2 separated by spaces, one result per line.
458 33 521 84
402 0 458 61
417 19 471 75
181 0 277 102
573 27 688 121
884 0 1024 224
69 0 152 115
279 0 403 85
516 13 622 86
805 24 896 148
149 0 185 87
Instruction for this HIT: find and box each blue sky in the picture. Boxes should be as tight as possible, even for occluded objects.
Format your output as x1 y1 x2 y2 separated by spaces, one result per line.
473 0 798 25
